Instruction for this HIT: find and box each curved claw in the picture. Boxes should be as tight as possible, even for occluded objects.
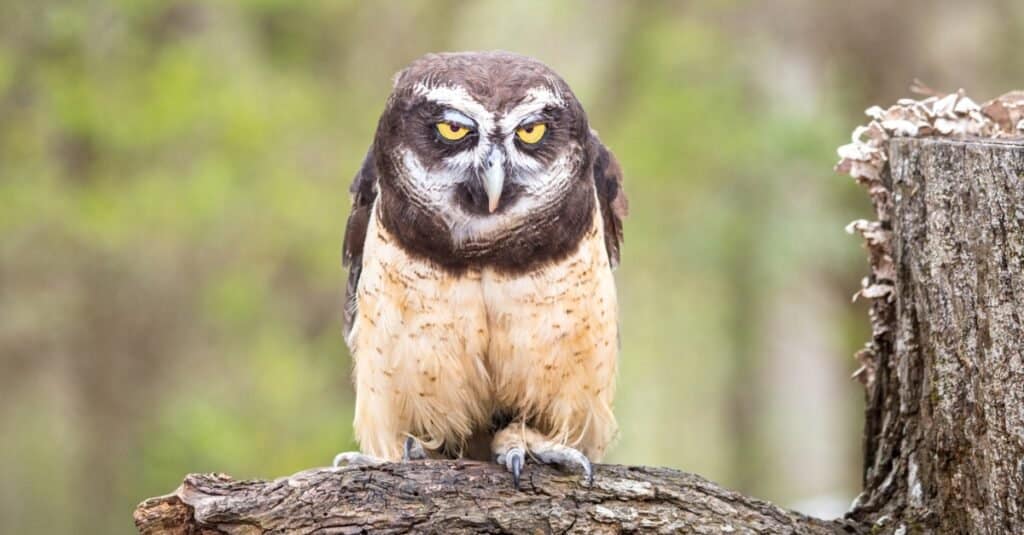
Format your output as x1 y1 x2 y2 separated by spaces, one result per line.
498 447 526 490
509 448 524 490
403 436 427 461
532 445 594 487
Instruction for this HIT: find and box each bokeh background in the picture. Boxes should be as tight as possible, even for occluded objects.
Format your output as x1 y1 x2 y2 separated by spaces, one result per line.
2 1 1023 532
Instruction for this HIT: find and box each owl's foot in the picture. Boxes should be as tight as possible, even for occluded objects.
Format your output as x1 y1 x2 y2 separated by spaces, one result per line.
331 451 386 467
492 425 594 490
333 437 427 467
530 442 594 486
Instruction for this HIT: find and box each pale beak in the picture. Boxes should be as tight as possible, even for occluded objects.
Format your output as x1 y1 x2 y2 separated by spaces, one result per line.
483 148 505 213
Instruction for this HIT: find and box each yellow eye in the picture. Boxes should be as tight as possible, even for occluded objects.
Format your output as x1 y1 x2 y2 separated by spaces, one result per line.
515 123 547 144
436 122 470 141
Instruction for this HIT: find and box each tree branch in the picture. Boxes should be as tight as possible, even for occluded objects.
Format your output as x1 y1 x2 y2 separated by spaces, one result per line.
133 461 856 534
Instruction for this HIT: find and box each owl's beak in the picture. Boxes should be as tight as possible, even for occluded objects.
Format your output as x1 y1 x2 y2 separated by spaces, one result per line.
483 148 505 213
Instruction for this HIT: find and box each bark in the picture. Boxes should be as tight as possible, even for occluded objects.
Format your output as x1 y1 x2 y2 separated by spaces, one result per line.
135 137 1024 534
850 138 1024 534
133 462 854 534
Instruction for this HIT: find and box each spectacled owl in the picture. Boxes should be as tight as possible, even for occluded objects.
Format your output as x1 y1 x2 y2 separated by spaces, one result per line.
334 51 627 488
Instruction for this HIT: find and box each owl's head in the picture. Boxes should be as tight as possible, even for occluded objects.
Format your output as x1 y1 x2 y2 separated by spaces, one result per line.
371 51 595 247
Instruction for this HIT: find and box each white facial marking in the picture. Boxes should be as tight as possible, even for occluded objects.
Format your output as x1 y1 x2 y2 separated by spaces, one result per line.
414 83 495 133
498 87 564 133
442 109 474 128
504 134 544 175
442 146 482 171
400 148 457 206
398 147 539 247
402 83 577 246
515 151 574 198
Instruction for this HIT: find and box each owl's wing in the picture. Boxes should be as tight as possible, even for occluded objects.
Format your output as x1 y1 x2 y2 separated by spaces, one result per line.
342 148 378 339
591 134 629 268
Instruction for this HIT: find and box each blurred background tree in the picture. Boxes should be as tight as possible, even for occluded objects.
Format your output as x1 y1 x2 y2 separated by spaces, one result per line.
1 1 1021 532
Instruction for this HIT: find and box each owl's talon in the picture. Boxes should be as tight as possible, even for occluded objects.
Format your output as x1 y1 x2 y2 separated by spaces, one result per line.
332 451 386 467
403 436 428 461
497 447 526 490
510 448 525 490
532 444 594 487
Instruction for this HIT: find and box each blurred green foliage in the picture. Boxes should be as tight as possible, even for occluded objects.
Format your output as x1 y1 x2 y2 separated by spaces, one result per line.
2 1 1022 532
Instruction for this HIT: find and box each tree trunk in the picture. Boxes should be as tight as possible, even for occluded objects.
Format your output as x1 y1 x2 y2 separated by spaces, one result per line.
849 137 1024 534
135 134 1024 534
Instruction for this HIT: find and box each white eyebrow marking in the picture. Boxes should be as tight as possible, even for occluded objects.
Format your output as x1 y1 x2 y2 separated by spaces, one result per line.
519 112 545 125
498 86 564 132
413 83 495 134
442 109 475 127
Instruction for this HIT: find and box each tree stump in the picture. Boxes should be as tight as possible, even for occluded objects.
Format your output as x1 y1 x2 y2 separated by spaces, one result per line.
850 137 1024 533
136 94 1024 534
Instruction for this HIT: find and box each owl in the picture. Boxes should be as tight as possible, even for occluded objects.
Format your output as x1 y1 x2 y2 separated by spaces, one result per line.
333 51 627 488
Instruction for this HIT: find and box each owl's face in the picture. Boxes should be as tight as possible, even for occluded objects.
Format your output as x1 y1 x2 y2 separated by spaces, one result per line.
372 52 592 249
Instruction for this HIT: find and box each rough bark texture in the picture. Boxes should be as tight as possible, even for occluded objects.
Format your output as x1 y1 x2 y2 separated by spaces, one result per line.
133 462 856 534
135 137 1024 535
850 138 1024 534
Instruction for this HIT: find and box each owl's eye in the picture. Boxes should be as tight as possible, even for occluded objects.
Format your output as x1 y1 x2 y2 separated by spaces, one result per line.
515 123 547 144
436 122 471 142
